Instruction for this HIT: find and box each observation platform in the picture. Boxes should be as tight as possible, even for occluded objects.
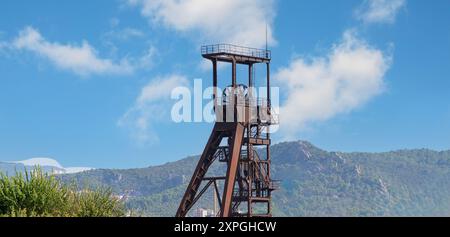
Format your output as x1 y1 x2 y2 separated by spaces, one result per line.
201 44 271 65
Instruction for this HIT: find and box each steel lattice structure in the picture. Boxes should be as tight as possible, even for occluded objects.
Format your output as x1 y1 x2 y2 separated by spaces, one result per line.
176 44 278 217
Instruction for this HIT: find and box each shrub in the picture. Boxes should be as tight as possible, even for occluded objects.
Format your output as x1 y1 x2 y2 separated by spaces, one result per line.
0 168 125 217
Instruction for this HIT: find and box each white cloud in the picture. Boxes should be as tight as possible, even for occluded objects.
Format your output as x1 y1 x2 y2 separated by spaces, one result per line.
0 32 9 52
11 157 93 174
118 74 189 144
275 30 391 138
126 0 276 48
138 45 158 68
114 27 145 40
104 27 145 41
13 26 134 76
356 0 406 24
101 23 158 70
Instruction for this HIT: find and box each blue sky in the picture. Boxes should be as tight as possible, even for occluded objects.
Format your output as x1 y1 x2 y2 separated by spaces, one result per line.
0 0 449 169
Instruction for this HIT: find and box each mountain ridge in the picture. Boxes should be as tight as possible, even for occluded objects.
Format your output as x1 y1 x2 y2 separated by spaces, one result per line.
59 140 450 217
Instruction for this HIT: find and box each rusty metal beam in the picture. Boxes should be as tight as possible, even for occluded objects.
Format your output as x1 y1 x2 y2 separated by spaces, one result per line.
184 180 214 213
176 123 224 217
220 123 244 217
266 62 271 107
213 59 218 111
213 180 222 210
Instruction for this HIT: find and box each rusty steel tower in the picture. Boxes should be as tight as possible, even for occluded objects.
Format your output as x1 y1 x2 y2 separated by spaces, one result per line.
176 44 278 217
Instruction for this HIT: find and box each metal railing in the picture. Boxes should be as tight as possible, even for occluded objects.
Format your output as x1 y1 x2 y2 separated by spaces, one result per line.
201 44 271 59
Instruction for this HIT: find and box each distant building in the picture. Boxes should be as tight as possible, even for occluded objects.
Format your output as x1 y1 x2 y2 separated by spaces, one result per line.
195 208 216 217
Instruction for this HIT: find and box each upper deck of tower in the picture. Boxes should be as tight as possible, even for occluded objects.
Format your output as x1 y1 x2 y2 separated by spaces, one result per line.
201 44 271 64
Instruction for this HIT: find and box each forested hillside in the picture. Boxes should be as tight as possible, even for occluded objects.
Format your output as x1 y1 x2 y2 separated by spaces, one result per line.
60 141 450 217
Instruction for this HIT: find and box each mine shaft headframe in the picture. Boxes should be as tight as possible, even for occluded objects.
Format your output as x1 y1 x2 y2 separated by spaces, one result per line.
176 44 275 218
201 44 271 65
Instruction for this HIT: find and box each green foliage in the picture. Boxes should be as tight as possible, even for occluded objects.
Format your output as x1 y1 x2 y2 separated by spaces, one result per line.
125 185 185 217
0 168 125 217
